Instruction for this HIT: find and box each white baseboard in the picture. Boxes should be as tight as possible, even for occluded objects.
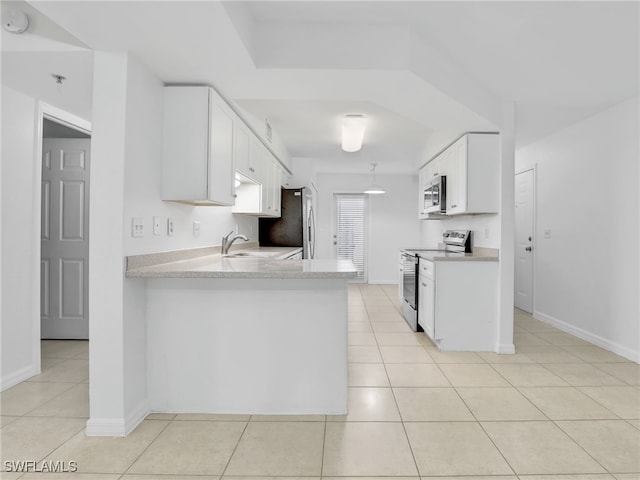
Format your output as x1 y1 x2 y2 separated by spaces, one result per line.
86 400 149 437
85 418 126 437
1 365 38 391
533 310 640 363
496 343 516 354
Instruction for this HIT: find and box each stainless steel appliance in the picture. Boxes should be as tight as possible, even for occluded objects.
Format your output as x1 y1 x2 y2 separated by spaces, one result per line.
423 175 446 214
442 230 472 253
259 187 316 259
400 252 421 332
400 230 471 331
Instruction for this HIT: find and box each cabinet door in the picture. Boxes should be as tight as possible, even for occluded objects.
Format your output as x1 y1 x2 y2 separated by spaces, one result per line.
249 136 265 184
446 137 467 215
208 90 236 205
265 154 282 217
234 123 250 178
419 276 436 339
162 86 210 201
418 166 427 218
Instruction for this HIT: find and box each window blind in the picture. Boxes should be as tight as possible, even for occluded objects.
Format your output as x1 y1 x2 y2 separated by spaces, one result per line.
335 194 366 282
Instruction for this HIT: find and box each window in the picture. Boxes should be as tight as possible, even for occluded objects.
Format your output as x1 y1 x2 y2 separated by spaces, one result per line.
334 194 367 282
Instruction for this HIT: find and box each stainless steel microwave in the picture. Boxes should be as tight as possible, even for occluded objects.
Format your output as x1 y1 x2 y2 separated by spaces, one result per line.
424 175 446 214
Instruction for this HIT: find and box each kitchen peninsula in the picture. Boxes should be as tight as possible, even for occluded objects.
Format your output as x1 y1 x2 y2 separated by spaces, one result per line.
126 246 356 415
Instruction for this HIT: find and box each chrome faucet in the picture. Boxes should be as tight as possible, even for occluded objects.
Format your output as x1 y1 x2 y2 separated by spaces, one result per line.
221 230 249 255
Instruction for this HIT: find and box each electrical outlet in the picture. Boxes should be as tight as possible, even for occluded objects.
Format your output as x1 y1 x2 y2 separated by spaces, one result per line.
153 216 161 236
167 218 175 236
484 227 490 239
131 217 144 238
193 221 201 238
544 229 551 239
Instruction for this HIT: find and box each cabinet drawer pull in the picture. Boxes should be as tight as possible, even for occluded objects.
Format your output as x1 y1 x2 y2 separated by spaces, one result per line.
422 282 427 287
249 167 255 172
451 204 457 208
433 172 438 176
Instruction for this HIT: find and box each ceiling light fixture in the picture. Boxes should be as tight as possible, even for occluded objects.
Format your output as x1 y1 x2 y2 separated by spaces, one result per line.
3 9 29 34
341 115 366 152
364 162 385 195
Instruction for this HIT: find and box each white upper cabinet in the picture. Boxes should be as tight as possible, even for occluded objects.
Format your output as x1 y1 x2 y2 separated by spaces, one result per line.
232 142 282 218
418 166 428 219
446 133 499 215
262 150 282 217
418 133 499 217
234 122 261 182
162 86 236 206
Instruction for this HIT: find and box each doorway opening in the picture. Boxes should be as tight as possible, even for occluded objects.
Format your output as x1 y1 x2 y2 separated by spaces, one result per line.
40 115 91 339
333 193 367 283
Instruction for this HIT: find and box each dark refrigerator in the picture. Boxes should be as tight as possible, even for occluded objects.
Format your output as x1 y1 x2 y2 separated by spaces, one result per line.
259 187 316 259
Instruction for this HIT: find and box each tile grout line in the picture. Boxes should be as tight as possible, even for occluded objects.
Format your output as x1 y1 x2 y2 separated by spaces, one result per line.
360 285 422 477
551 418 620 476
217 418 251 478
119 417 173 477
319 413 328 478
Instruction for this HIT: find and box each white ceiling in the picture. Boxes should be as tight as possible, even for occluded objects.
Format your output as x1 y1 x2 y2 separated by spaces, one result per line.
3 1 638 174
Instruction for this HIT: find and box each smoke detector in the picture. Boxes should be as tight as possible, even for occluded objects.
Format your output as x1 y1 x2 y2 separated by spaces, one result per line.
3 9 29 34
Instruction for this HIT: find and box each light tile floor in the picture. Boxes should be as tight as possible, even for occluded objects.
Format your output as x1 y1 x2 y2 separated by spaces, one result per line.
1 283 639 479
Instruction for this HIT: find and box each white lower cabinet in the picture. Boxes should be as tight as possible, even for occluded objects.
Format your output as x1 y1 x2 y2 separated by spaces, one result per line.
418 257 498 351
418 264 435 339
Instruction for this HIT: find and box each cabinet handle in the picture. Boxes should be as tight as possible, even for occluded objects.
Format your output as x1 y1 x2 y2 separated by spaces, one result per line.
451 204 457 208
249 167 255 172
422 282 427 287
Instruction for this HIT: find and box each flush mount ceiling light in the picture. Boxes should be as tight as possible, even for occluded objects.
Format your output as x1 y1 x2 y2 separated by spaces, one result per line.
3 9 29 34
364 162 385 195
341 115 366 152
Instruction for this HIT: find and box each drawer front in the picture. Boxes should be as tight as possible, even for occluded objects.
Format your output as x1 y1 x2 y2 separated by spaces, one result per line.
419 259 434 280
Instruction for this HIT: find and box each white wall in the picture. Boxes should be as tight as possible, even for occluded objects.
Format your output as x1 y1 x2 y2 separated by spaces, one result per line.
0 86 40 389
516 96 639 362
87 52 263 435
315 173 421 284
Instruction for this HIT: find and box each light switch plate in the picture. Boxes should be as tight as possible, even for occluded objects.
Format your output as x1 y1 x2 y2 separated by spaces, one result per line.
544 229 551 239
193 221 201 238
167 218 175 236
132 217 144 238
153 216 161 236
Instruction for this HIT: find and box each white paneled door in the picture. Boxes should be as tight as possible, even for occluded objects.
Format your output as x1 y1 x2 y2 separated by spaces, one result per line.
41 138 91 339
515 169 534 313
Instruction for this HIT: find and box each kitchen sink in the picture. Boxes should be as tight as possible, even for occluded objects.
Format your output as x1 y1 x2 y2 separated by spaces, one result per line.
223 252 275 258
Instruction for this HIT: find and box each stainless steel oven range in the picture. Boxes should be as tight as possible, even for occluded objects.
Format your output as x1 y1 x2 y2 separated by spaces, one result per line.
400 251 420 332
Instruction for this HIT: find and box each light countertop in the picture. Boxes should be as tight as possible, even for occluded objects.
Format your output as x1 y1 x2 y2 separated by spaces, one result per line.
125 246 357 279
401 248 499 262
